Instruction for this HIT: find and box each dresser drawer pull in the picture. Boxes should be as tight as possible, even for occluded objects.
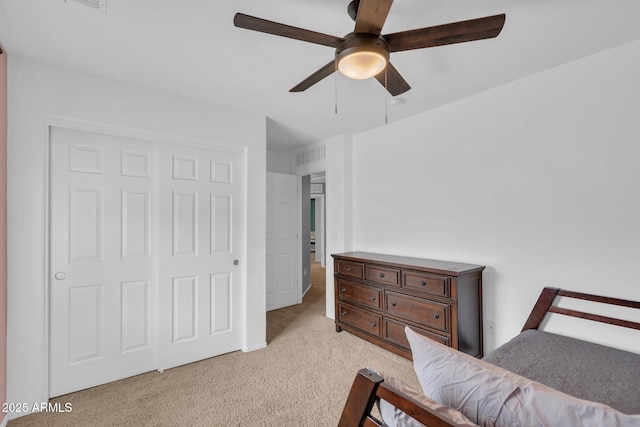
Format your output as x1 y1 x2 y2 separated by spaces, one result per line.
341 288 346 292
370 296 376 301
391 302 397 307
419 280 427 286
432 313 440 319
379 272 385 278
346 267 353 272
371 322 377 327
342 311 347 316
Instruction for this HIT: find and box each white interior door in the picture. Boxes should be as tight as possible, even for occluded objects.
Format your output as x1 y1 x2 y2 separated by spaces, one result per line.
158 144 244 370
49 128 155 397
266 172 300 311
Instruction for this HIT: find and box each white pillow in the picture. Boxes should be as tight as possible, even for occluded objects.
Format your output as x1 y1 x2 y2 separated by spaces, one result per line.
378 375 478 427
405 326 640 427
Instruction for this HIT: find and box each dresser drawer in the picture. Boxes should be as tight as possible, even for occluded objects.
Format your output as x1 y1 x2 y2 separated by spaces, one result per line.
403 270 450 297
365 265 400 287
385 291 450 332
385 318 449 350
336 260 365 279
337 279 382 310
338 303 382 337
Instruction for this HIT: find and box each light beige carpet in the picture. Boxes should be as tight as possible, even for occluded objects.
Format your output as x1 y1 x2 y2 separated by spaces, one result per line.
10 258 418 426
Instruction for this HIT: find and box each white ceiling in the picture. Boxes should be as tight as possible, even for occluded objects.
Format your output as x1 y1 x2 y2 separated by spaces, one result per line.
1 0 640 151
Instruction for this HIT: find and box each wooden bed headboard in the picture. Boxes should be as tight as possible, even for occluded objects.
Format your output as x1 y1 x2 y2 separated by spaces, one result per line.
522 287 640 332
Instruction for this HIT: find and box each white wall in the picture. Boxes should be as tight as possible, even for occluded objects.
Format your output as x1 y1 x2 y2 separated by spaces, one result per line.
323 134 354 318
7 56 266 409
350 40 640 354
266 149 292 174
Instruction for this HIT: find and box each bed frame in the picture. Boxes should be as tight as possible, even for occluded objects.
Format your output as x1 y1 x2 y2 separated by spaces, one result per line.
338 287 640 427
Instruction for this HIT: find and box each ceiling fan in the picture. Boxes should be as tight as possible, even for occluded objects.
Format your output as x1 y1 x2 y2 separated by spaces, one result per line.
234 0 506 96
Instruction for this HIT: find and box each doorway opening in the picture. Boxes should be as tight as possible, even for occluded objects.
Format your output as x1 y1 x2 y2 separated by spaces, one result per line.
304 172 326 297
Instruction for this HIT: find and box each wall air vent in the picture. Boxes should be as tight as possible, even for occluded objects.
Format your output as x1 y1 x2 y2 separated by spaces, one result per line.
295 146 326 167
65 0 107 13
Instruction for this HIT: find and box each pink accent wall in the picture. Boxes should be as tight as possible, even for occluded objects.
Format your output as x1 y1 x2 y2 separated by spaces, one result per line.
0 43 7 415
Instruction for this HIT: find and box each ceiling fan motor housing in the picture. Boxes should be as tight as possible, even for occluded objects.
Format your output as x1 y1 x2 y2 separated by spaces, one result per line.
337 33 389 55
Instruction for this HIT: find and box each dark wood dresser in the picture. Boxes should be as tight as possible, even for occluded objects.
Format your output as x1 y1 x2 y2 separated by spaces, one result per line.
333 252 485 359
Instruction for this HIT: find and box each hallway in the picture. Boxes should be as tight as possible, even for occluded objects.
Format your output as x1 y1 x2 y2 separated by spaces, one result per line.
310 252 325 295
266 252 326 344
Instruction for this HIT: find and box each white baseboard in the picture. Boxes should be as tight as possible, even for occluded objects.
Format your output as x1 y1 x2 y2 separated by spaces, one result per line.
0 413 9 427
242 342 267 352
302 283 312 298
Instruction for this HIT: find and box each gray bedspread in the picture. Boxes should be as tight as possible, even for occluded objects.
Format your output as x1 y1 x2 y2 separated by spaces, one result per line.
482 329 640 414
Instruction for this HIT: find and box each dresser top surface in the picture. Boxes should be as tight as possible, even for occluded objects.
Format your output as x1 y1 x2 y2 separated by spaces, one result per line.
332 252 484 276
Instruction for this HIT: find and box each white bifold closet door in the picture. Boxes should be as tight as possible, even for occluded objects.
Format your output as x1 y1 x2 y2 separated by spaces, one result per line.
49 127 244 397
157 143 244 370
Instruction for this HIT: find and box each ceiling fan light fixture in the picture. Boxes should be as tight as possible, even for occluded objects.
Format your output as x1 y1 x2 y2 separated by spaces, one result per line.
338 51 387 80
336 34 390 80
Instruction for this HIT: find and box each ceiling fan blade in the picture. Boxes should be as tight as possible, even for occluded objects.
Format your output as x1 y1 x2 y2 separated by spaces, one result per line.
234 13 343 48
374 63 411 96
384 14 506 52
290 60 337 92
354 0 394 35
